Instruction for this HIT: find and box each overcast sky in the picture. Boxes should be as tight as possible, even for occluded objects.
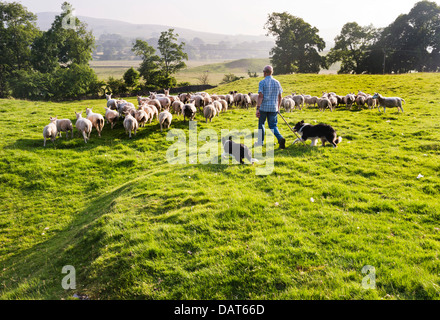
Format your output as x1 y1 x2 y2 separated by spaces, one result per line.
7 0 439 42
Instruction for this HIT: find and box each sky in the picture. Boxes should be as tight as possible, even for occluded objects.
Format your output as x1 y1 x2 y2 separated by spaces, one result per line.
6 0 440 43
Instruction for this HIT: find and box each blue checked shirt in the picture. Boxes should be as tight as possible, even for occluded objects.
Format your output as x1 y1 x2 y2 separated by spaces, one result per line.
258 76 283 112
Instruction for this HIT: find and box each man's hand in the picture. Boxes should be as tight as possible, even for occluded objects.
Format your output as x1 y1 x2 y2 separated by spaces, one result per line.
256 109 260 119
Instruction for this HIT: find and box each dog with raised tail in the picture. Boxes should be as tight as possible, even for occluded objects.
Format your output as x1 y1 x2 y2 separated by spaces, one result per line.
292 120 342 148
221 136 259 165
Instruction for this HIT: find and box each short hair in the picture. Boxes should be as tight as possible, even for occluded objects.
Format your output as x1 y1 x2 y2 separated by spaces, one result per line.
263 65 273 74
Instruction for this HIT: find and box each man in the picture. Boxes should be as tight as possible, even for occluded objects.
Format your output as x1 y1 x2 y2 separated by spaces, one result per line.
255 65 286 149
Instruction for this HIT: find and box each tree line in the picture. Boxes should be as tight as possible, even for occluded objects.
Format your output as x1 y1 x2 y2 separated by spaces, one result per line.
1 1 440 101
267 1 440 75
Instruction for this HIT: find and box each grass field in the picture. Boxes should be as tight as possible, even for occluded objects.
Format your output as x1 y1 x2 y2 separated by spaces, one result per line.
1 73 440 300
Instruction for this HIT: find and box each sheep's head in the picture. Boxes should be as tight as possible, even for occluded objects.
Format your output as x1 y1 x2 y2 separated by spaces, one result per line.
75 112 82 119
50 116 58 122
86 108 92 114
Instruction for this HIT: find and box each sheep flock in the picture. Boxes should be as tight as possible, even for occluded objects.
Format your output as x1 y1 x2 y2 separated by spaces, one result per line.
42 89 405 146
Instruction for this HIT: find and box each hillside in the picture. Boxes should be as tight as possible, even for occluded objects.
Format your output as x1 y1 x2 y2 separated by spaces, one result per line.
1 73 440 300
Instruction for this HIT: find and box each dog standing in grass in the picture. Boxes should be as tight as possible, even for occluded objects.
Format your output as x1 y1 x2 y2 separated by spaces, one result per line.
222 137 259 165
292 120 342 148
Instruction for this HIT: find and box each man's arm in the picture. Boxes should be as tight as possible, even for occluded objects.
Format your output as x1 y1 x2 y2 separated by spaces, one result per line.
256 92 263 118
277 93 282 112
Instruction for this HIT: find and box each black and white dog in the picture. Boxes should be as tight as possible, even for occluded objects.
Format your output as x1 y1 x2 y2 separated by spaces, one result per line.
293 120 342 148
221 137 259 165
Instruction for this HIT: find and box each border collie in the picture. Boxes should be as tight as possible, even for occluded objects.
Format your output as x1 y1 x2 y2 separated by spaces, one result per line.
221 137 259 165
292 120 342 148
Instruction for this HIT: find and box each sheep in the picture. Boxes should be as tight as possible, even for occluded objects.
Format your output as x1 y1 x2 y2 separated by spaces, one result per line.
225 94 234 106
145 104 159 122
104 107 119 129
355 95 366 108
372 93 405 113
179 93 191 104
317 98 333 112
248 92 259 108
203 104 217 123
43 117 58 147
123 113 138 139
366 95 377 109
240 94 252 109
159 110 173 132
344 94 356 110
172 100 184 115
150 93 171 110
182 103 197 122
233 92 243 107
192 95 205 113
213 100 222 114
139 105 154 124
304 96 319 108
55 118 73 139
74 112 92 144
85 108 105 137
291 94 304 110
281 97 296 112
106 94 118 110
219 99 228 113
117 101 136 117
135 109 149 127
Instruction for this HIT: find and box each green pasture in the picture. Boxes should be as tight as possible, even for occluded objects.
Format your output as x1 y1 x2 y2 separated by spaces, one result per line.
1 73 440 300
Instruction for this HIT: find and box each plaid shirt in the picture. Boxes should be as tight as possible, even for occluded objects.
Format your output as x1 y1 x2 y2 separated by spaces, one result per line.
258 76 283 112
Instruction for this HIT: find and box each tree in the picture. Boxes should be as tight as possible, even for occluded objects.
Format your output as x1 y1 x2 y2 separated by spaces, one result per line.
197 71 210 85
123 67 140 91
0 1 39 97
132 39 161 86
327 22 379 74
31 2 95 73
380 1 440 73
264 12 327 74
157 29 188 78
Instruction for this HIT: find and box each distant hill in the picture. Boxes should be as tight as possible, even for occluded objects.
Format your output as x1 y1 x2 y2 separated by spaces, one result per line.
36 12 273 45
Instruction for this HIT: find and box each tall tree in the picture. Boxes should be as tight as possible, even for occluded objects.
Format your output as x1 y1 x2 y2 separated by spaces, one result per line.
264 12 327 74
379 0 440 73
157 29 188 78
327 22 379 74
31 2 95 73
132 39 161 85
0 1 39 97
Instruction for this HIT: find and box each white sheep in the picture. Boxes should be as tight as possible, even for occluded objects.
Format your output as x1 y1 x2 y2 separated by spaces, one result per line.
172 100 184 115
123 113 138 139
291 94 304 110
74 112 92 144
317 98 333 112
85 108 105 137
282 97 296 112
159 110 173 132
104 107 119 129
213 100 222 114
219 99 228 113
135 109 149 127
372 93 405 113
106 94 118 110
43 117 58 147
55 118 73 139
203 104 217 123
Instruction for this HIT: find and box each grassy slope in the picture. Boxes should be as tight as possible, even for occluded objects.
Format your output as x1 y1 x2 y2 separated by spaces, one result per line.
1 73 440 300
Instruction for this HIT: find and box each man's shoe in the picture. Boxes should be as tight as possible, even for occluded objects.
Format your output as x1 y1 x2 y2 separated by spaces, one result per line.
279 138 286 149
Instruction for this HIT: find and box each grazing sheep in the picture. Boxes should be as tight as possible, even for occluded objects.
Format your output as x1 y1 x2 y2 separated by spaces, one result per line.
104 107 119 129
344 94 356 110
85 108 105 137
372 93 405 113
43 117 58 147
219 99 228 113
106 94 118 110
282 97 296 112
172 100 184 115
182 103 197 122
317 98 333 112
366 96 377 109
233 92 243 107
135 109 149 127
179 93 191 104
203 104 217 123
117 101 136 117
304 96 319 108
291 94 304 110
123 113 138 139
55 118 73 139
355 95 366 108
240 94 252 109
213 100 222 114
248 92 259 108
139 105 154 124
225 94 234 106
159 110 173 132
75 112 92 144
